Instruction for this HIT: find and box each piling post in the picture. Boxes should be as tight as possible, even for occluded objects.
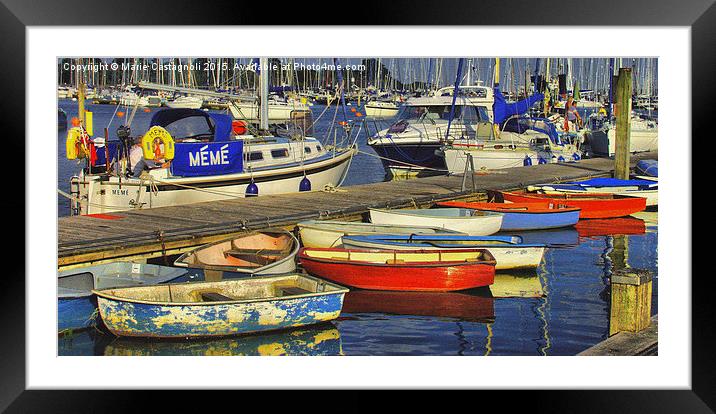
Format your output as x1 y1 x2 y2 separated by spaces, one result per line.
614 68 632 180
77 58 86 126
609 268 652 336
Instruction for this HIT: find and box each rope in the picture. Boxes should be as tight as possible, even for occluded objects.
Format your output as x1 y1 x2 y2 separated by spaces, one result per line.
57 188 135 210
355 149 449 173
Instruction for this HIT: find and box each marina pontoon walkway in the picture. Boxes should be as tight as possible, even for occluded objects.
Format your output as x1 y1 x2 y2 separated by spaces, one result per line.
58 151 657 269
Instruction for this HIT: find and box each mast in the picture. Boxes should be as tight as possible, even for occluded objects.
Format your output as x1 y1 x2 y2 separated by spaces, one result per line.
77 58 86 126
259 57 269 132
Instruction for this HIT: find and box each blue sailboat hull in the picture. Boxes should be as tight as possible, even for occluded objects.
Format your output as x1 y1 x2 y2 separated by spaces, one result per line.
369 143 445 175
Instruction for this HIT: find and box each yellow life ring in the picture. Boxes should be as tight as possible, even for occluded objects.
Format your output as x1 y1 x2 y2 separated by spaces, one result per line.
141 126 175 161
65 127 91 160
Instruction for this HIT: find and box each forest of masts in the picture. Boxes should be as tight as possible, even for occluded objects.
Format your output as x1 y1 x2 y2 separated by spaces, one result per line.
58 57 658 98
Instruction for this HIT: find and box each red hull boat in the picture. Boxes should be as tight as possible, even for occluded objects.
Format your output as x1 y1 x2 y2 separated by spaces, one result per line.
298 247 496 292
497 191 646 219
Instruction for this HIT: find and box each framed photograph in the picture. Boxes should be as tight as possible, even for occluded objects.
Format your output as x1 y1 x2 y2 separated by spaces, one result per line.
3 0 708 410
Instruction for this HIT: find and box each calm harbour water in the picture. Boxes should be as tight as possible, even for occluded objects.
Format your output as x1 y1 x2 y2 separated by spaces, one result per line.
57 100 658 356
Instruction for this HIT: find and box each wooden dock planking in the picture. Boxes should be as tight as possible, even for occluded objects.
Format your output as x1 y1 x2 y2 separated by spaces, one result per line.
578 315 658 356
58 152 657 269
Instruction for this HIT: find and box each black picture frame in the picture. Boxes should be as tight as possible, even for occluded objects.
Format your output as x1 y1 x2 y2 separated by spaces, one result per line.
2 0 707 411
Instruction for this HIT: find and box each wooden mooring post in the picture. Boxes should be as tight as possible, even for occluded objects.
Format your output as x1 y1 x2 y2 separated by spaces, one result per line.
614 67 632 180
460 153 476 192
609 268 653 336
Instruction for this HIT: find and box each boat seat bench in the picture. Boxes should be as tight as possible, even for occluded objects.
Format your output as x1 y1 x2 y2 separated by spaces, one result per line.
276 286 312 296
197 292 237 302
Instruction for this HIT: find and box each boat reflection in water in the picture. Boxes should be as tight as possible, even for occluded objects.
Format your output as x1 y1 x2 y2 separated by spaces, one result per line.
102 323 342 356
575 217 646 238
59 329 114 356
490 271 544 298
342 289 495 322
511 227 580 247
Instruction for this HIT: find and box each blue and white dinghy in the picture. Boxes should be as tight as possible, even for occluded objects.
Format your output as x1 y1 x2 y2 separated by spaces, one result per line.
58 262 188 333
341 234 546 270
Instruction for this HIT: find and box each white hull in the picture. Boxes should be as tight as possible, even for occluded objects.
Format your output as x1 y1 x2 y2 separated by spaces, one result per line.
296 221 461 248
340 238 545 270
364 105 399 118
587 128 658 156
166 97 204 109
368 209 503 236
74 149 355 215
442 145 579 174
229 102 310 122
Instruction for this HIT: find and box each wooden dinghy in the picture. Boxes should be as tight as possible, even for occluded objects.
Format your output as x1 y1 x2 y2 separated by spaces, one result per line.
175 229 299 275
369 208 503 236
296 219 463 248
94 273 348 338
58 262 188 333
436 201 580 231
528 178 658 207
340 234 546 270
298 247 496 292
496 191 646 219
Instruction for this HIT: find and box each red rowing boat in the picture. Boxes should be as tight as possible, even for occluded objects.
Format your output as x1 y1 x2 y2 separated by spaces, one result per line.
497 190 646 219
298 247 496 292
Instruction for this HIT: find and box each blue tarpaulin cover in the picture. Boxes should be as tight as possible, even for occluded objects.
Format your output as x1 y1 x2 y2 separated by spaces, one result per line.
545 178 657 191
493 87 544 125
170 141 243 177
572 178 656 187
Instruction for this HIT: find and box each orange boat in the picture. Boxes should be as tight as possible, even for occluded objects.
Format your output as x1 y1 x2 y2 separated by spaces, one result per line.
496 190 646 219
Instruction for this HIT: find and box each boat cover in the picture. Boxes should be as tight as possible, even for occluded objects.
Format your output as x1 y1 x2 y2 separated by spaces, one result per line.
493 87 544 125
571 178 657 188
150 109 233 142
544 177 657 191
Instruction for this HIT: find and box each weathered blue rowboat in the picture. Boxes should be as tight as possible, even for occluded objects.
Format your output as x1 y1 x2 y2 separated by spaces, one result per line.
340 234 546 270
93 273 349 338
58 262 188 333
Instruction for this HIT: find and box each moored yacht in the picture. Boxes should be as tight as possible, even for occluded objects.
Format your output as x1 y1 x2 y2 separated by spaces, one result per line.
367 85 495 179
584 112 658 157
364 99 400 118
440 116 582 174
65 108 356 215
228 96 311 123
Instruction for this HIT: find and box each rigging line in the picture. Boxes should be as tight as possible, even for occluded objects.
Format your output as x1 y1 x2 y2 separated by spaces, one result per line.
57 188 138 210
355 149 448 173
